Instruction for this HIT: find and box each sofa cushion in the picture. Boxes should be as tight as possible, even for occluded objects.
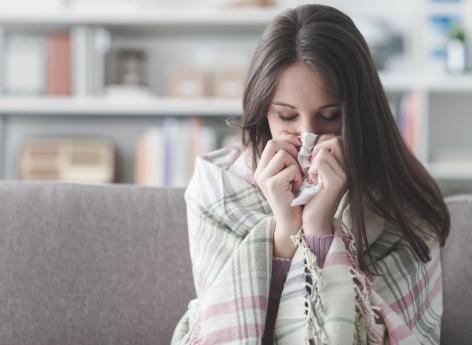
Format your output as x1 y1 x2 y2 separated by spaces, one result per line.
0 181 194 345
441 194 472 345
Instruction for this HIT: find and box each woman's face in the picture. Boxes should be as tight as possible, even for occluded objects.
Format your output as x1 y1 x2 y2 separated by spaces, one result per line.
267 61 342 138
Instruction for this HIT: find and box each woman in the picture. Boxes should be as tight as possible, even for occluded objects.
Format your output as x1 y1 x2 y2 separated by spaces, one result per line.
172 4 450 344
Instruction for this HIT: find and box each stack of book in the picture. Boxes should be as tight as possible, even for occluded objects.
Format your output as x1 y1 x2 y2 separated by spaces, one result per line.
2 32 71 96
0 27 110 96
135 118 240 187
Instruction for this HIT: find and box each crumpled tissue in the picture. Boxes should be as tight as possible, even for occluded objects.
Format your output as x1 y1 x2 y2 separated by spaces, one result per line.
291 132 322 207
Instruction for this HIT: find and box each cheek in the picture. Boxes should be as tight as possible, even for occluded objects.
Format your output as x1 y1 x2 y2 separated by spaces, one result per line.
267 114 287 138
333 120 342 135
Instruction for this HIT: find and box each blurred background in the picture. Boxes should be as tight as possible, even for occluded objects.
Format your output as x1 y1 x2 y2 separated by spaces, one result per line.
0 0 470 195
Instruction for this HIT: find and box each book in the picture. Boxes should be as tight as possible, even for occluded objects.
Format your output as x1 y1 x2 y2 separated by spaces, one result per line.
135 127 164 186
0 25 5 95
91 27 111 96
46 33 72 95
71 26 90 96
174 119 191 187
148 127 164 186
135 133 148 185
4 34 46 95
135 119 220 187
398 92 421 155
162 117 178 186
71 26 111 96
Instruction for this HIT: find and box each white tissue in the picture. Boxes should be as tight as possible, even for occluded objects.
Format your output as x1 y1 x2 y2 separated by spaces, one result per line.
291 132 322 206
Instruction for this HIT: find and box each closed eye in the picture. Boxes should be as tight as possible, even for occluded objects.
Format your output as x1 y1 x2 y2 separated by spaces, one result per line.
322 111 341 121
277 111 341 122
277 112 297 122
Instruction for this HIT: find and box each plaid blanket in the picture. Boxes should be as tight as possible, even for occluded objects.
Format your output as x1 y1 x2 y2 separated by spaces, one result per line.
171 146 442 344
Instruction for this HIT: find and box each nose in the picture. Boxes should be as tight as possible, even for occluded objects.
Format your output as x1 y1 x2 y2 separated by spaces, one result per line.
297 118 317 136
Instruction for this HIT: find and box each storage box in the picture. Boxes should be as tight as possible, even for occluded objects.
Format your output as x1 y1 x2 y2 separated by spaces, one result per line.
166 67 211 98
212 68 246 98
19 138 116 183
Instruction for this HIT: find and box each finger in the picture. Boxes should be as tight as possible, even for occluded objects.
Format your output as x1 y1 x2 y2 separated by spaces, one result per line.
261 149 302 183
309 148 345 184
309 157 338 190
258 139 299 170
292 179 303 194
311 136 346 171
279 131 303 148
271 163 303 193
311 135 342 158
310 148 345 180
311 135 341 157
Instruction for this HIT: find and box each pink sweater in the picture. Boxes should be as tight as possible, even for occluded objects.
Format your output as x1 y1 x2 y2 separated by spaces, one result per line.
262 234 334 344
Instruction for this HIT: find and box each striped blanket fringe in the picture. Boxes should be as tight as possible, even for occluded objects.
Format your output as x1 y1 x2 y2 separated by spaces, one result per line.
289 227 328 344
288 217 384 345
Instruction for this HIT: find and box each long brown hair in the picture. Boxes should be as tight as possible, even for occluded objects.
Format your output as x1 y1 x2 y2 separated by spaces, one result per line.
228 4 450 272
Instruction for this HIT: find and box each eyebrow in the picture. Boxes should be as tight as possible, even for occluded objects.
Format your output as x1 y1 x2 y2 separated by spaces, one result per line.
272 101 339 110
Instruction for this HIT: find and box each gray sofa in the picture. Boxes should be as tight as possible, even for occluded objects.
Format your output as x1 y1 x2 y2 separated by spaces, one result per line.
0 181 469 344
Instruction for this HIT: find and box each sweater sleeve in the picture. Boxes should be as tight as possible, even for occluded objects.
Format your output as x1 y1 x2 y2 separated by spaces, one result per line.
270 233 334 296
303 233 334 267
262 234 334 344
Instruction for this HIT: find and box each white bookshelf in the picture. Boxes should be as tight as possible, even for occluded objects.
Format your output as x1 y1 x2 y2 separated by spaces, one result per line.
0 0 471 191
428 162 472 180
0 96 243 116
0 7 281 27
2 73 472 116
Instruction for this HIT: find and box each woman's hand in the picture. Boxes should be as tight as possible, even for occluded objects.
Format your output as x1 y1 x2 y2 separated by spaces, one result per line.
302 134 348 236
254 131 304 257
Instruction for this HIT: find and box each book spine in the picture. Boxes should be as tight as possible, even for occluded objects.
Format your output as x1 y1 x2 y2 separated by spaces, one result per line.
135 133 146 185
91 27 111 96
46 33 71 95
71 26 90 97
4 34 46 95
163 117 178 187
175 120 191 187
155 127 164 186
0 25 4 95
